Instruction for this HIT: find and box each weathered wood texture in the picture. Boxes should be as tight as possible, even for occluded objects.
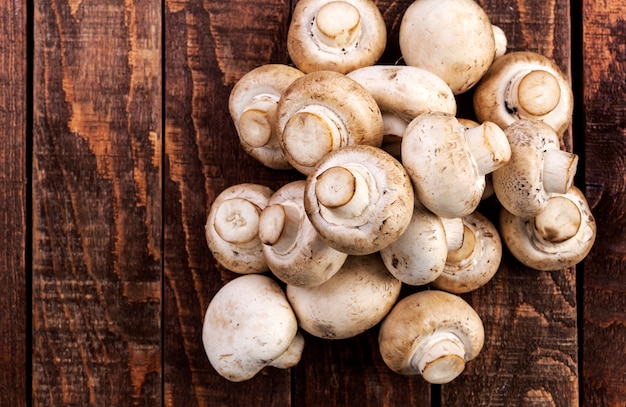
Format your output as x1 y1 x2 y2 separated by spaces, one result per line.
32 0 162 405
581 0 626 405
0 1 27 406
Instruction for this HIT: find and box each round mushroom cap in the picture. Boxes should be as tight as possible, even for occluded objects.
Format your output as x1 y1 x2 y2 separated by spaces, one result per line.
202 274 301 382
205 183 273 274
378 289 484 383
399 0 496 94
287 0 387 74
499 186 596 271
287 253 402 339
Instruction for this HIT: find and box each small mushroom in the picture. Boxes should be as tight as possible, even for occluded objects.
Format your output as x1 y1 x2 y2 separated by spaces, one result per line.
473 51 574 135
378 289 484 384
399 0 500 94
401 112 511 218
304 145 414 255
499 185 596 271
276 70 384 175
347 65 457 157
286 253 402 339
287 0 387 74
205 183 273 274
258 180 349 287
492 118 578 218
229 64 305 169
202 274 304 382
432 211 502 293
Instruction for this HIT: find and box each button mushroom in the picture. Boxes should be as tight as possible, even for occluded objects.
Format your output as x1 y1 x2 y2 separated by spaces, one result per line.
499 185 596 271
492 118 578 218
228 64 305 169
287 0 387 74
378 289 484 384
202 274 305 382
401 112 511 218
398 0 500 94
473 51 574 135
258 180 348 287
286 253 402 339
304 145 414 255
275 70 384 175
205 183 273 274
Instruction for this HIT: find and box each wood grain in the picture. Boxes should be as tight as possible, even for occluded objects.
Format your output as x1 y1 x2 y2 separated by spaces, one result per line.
0 1 27 406
32 0 162 405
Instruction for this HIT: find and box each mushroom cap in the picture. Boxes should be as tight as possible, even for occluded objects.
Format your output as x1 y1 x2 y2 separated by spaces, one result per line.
205 183 274 274
304 145 415 255
276 70 384 175
287 253 402 339
492 119 578 217
432 211 502 293
378 289 484 383
229 64 305 169
499 186 596 270
202 274 301 382
287 0 387 74
399 0 496 94
379 200 448 286
259 180 349 287
473 51 574 135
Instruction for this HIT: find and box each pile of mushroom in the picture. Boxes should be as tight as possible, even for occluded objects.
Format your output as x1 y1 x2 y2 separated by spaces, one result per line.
201 0 596 384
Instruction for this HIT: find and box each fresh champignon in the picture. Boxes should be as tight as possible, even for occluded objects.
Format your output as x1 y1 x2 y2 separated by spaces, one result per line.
202 274 304 382
229 64 305 169
378 289 484 384
492 25 508 59
399 0 499 94
304 145 414 255
205 183 273 274
457 118 496 200
276 70 384 175
492 118 578 217
258 180 348 287
499 185 596 271
473 51 574 135
347 65 457 157
287 0 387 74
432 211 502 293
401 112 511 218
287 253 402 339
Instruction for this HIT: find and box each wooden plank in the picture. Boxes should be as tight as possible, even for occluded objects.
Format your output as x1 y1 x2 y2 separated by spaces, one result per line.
581 0 626 404
0 1 27 406
31 0 162 405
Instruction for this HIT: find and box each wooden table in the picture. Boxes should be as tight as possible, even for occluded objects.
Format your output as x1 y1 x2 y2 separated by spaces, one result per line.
1 0 624 405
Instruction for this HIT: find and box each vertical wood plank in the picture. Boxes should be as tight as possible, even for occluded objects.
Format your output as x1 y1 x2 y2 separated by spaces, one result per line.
32 0 162 405
581 0 626 404
0 1 27 406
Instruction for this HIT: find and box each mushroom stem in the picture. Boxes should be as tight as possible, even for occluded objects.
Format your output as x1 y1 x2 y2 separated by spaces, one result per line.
411 332 467 384
465 121 511 176
441 217 465 252
315 165 372 219
542 149 578 194
533 196 582 243
238 95 278 148
446 225 477 264
269 331 305 369
492 25 507 58
213 198 261 244
508 70 562 117
312 1 362 50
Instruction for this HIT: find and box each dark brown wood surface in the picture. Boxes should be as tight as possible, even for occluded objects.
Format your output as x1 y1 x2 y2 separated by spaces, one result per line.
0 0 623 405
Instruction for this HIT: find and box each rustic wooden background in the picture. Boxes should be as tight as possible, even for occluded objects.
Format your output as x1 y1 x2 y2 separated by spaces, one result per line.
0 0 624 405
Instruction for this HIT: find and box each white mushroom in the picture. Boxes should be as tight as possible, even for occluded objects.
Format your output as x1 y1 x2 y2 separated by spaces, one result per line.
202 274 304 382
287 0 387 74
229 64 305 169
258 180 348 287
401 112 511 218
432 211 502 293
347 65 457 157
304 145 414 255
205 183 273 274
378 289 484 384
399 0 500 94
473 51 574 135
499 185 596 271
287 253 402 339
492 118 578 218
